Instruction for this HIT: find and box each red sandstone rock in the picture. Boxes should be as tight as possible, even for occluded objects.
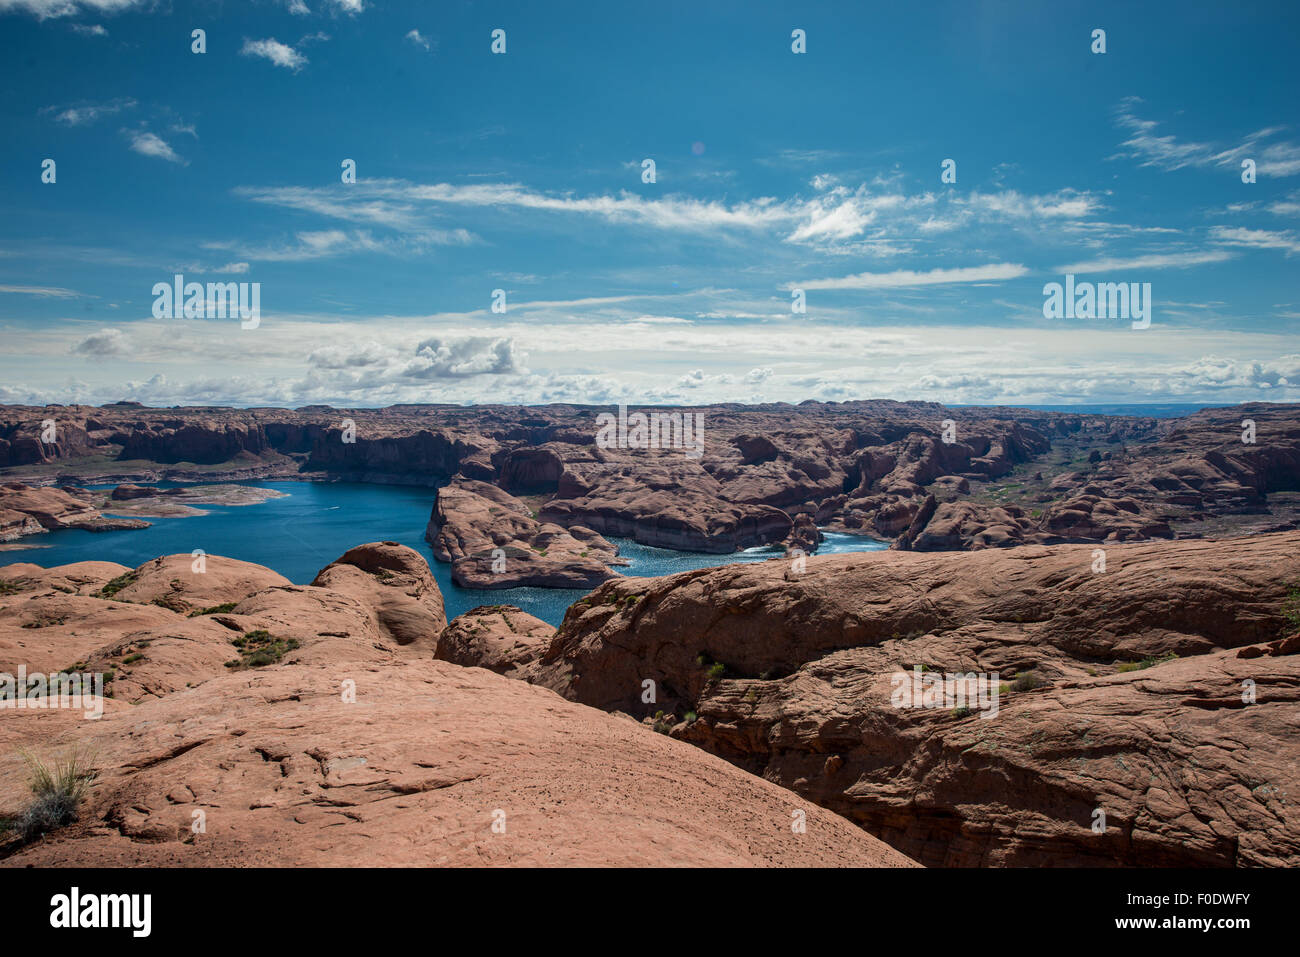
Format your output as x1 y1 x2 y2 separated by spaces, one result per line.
310 542 448 649
517 531 1300 867
435 604 554 677
0 483 148 540
426 480 623 588
4 400 1298 552
0 544 912 868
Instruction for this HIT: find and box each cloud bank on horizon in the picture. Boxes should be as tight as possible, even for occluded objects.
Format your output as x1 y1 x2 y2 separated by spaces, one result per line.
0 0 1296 409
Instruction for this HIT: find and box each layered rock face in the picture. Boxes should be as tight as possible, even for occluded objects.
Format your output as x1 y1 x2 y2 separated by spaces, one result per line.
0 546 912 868
426 480 625 588
515 532 1300 867
538 454 794 553
3 400 1298 555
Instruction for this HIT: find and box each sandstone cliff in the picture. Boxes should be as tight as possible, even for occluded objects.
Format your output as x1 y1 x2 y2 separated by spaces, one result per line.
4 400 1298 560
509 532 1300 867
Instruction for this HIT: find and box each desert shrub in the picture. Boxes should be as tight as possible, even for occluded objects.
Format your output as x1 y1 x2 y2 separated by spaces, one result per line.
225 630 300 669
7 747 97 843
1011 671 1045 692
1284 584 1300 631
188 602 238 617
1116 653 1179 673
95 571 138 600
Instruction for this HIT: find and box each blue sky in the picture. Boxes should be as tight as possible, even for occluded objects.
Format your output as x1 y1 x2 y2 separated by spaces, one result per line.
0 0 1297 408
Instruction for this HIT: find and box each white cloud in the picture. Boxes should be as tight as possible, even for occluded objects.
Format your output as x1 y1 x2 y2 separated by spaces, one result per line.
233 179 1101 250
240 37 308 70
308 335 525 381
69 22 106 35
1055 250 1235 273
206 227 472 262
961 189 1099 220
1113 97 1300 177
2 313 1296 408
405 28 431 51
1210 226 1300 255
0 283 84 297
0 0 142 18
795 263 1028 291
45 97 135 126
126 130 184 164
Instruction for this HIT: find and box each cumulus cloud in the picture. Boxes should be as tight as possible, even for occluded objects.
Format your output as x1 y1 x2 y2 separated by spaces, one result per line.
240 37 308 70
306 335 526 383
405 28 432 50
71 328 129 357
125 130 184 164
4 309 1297 408
407 337 525 378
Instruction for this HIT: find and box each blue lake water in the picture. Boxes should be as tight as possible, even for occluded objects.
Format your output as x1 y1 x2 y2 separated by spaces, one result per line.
0 481 888 625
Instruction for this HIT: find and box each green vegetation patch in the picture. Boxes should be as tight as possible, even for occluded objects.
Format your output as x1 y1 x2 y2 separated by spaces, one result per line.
94 570 139 600
224 629 300 669
1283 583 1300 632
188 602 238 617
1115 652 1179 673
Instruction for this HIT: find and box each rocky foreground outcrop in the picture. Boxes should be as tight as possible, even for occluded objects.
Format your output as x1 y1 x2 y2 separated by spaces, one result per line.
497 532 1300 867
0 546 911 867
434 604 554 678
